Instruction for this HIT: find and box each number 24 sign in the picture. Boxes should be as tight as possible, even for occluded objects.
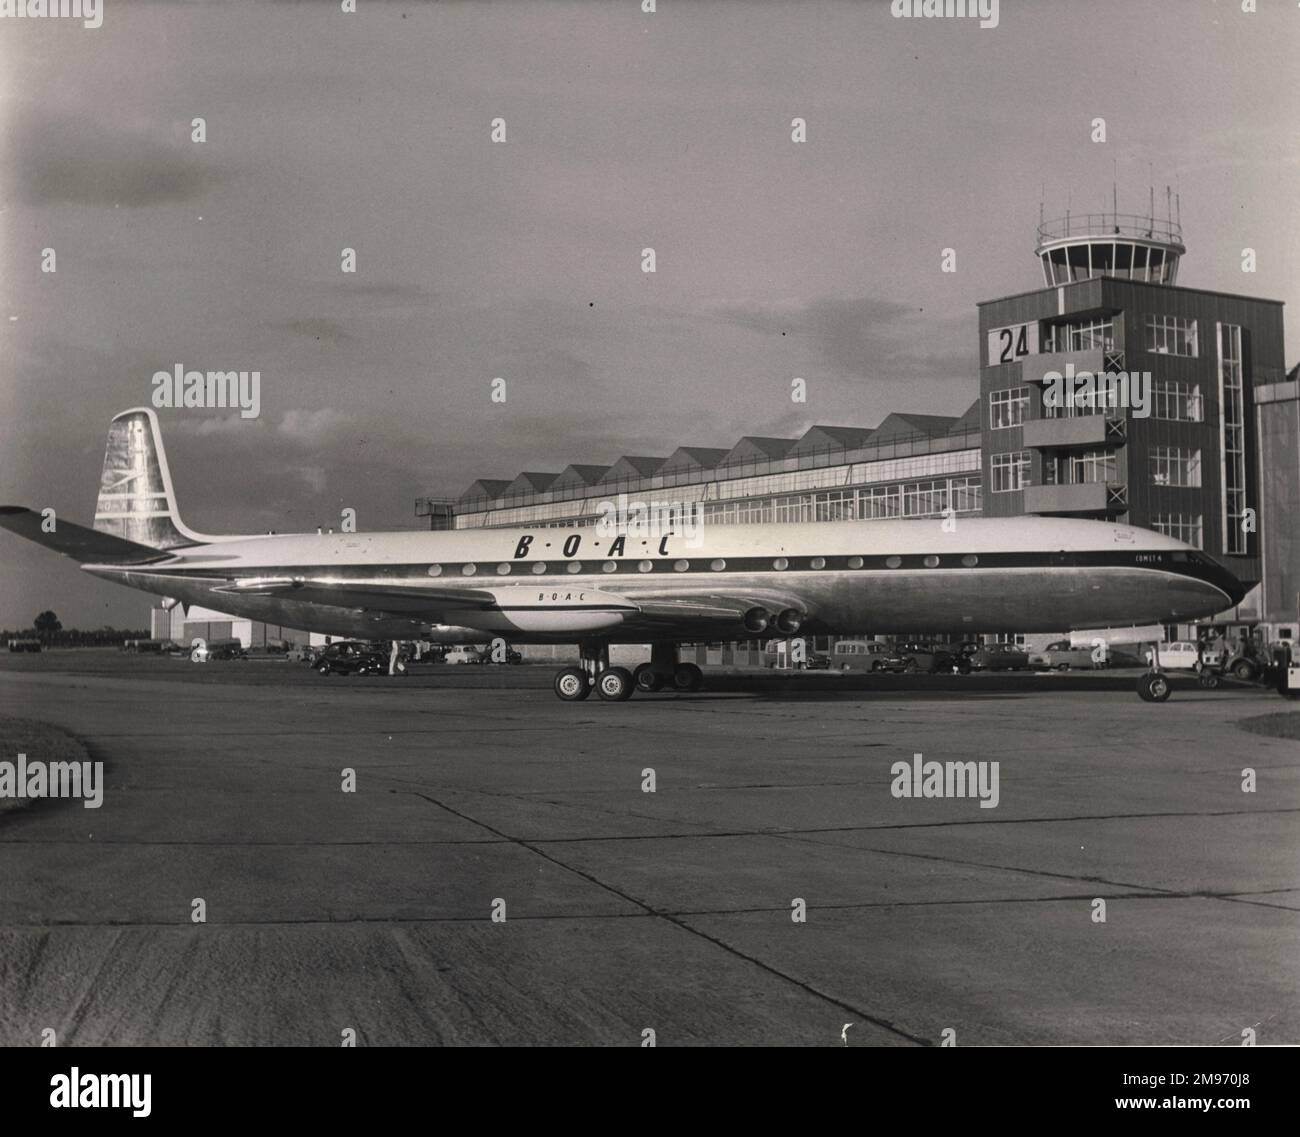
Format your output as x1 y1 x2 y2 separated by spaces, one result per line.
987 322 1039 365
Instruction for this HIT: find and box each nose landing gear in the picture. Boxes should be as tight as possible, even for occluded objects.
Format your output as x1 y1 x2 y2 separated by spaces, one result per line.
1137 641 1172 702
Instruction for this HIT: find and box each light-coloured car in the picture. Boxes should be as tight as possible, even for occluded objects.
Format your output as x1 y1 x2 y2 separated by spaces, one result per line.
1144 641 1204 670
443 646 486 665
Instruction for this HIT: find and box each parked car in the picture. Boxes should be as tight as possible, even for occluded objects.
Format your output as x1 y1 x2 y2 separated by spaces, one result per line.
1143 641 1204 671
873 642 960 674
443 646 487 665
831 640 890 671
968 643 1031 671
1033 640 1108 671
315 641 405 676
188 638 247 662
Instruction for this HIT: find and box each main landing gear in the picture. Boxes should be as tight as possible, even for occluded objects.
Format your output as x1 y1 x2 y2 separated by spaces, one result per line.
552 641 704 702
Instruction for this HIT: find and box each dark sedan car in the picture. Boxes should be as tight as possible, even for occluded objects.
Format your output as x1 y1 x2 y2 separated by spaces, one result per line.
968 642 1032 671
316 641 407 677
872 642 963 674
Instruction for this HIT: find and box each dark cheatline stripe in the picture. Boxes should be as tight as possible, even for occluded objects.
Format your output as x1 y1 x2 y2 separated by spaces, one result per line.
139 547 1243 601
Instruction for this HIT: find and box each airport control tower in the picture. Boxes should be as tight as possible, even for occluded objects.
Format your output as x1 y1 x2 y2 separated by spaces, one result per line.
1032 199 1185 287
976 189 1286 612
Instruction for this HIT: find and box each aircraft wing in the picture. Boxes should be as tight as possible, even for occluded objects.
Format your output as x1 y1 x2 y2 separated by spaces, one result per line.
212 577 502 614
213 577 809 636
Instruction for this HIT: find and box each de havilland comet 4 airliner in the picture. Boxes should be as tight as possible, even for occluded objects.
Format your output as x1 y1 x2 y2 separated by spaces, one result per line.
2 408 1248 703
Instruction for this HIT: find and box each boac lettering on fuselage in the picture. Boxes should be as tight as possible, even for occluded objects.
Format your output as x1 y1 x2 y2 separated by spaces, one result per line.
512 532 673 560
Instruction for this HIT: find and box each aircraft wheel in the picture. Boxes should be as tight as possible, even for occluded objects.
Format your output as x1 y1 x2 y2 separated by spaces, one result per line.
1198 672 1220 689
554 667 591 701
634 663 664 692
673 662 704 692
1137 672 1172 702
596 666 634 701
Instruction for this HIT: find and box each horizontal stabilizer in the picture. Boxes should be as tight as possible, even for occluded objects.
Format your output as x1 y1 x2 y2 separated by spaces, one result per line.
0 506 167 564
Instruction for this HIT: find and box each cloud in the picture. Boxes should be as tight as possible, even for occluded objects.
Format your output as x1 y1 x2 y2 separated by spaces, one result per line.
715 296 973 384
277 407 349 445
4 104 221 208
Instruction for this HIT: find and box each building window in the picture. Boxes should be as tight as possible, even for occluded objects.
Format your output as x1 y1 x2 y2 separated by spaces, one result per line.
1219 323 1248 554
949 476 982 513
1150 446 1201 488
994 632 1026 645
989 387 1029 429
901 480 948 517
1152 513 1204 549
990 451 1030 493
1152 380 1203 423
861 485 901 519
1046 318 1114 353
1146 315 1198 357
1069 449 1117 485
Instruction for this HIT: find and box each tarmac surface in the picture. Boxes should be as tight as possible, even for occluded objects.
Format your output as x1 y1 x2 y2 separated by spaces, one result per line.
0 652 1297 1046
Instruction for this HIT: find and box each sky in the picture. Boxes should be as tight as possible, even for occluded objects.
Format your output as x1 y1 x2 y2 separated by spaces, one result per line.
1 0 1297 629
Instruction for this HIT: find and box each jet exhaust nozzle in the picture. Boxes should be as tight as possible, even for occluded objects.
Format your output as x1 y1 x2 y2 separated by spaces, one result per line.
743 606 771 633
775 608 803 634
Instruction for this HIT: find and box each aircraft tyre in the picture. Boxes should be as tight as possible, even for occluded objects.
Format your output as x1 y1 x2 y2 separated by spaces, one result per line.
1137 672 1172 702
672 663 704 692
634 663 664 692
554 667 592 701
596 666 635 701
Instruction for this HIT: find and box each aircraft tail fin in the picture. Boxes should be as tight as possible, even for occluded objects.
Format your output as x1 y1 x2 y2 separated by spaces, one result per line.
93 408 205 549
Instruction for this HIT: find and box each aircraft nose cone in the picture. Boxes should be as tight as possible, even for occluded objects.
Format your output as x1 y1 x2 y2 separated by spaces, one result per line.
1205 556 1249 607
